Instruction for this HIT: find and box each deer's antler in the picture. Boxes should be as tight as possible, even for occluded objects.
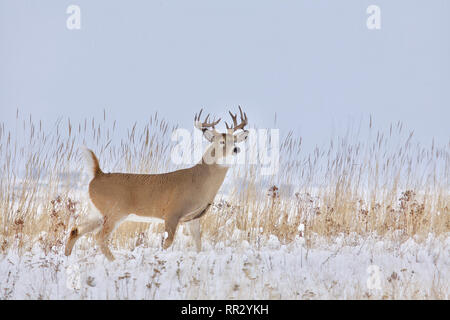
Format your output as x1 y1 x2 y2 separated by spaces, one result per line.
225 106 248 134
194 109 221 133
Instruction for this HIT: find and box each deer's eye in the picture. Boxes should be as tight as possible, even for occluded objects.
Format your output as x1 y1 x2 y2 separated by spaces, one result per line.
220 141 225 145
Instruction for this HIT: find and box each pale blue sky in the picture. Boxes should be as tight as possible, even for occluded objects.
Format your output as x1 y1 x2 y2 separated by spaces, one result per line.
1 0 449 151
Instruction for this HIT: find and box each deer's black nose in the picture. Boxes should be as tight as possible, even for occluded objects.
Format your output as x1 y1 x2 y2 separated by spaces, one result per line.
233 146 240 154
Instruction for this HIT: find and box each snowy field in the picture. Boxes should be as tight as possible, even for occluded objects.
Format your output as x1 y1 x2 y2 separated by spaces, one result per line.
1 114 448 300
1 231 448 299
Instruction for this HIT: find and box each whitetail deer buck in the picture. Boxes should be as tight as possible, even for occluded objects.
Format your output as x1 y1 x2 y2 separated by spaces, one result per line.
65 107 249 260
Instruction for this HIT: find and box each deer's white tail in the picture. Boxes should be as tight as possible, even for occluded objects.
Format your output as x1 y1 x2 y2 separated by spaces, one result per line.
81 146 103 179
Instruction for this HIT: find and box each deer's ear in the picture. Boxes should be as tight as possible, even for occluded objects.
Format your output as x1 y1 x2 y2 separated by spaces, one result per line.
234 130 249 143
203 130 215 142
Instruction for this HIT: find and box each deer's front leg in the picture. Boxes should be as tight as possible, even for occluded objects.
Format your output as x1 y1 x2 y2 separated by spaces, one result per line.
162 215 180 250
188 219 202 252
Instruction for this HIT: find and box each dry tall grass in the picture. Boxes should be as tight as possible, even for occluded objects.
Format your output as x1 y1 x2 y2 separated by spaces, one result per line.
0 110 448 254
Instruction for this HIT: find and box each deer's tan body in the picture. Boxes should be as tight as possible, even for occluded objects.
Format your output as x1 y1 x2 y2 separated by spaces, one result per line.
65 107 248 261
90 163 228 222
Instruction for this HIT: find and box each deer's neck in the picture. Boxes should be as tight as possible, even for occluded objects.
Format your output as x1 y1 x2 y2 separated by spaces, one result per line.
194 145 230 185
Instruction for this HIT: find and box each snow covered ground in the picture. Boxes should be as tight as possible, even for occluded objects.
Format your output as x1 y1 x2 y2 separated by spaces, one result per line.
0 231 448 299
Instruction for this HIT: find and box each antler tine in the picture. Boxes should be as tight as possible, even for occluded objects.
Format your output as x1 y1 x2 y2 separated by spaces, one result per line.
212 117 221 126
238 105 248 124
229 110 239 130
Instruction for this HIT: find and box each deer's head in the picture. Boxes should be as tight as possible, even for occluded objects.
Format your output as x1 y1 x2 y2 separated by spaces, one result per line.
194 106 249 163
